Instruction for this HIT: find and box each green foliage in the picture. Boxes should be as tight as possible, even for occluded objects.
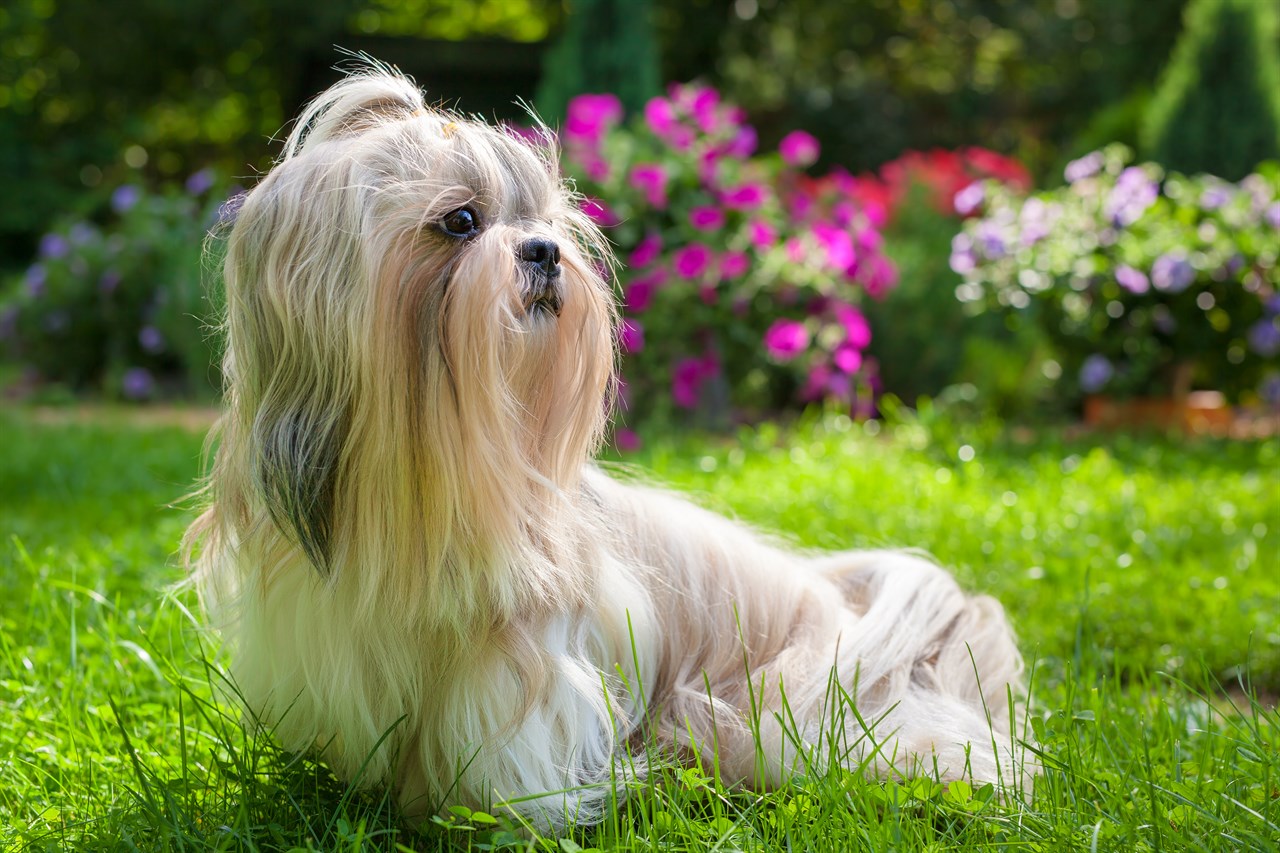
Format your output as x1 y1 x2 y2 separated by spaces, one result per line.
1142 0 1280 181
2 409 1278 849
537 0 661 121
0 176 230 399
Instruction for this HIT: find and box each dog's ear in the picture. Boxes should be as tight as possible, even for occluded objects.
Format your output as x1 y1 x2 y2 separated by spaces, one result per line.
255 406 348 575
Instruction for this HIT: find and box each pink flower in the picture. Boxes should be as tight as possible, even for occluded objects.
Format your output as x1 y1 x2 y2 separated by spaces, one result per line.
673 243 713 279
719 250 749 279
750 219 777 249
690 87 721 132
629 164 669 208
834 303 872 348
763 319 810 360
629 233 663 268
699 284 718 304
861 255 899 298
721 183 766 210
813 223 855 271
780 130 820 167
646 97 693 149
786 237 806 263
619 318 645 353
624 271 661 313
565 94 623 145
726 125 758 158
689 206 726 231
614 428 642 452
789 191 815 220
671 354 721 408
833 341 863 373
580 197 617 225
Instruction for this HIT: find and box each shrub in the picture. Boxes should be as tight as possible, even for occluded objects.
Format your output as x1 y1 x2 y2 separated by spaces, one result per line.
0 172 232 400
952 144 1280 404
1141 0 1280 181
561 84 897 436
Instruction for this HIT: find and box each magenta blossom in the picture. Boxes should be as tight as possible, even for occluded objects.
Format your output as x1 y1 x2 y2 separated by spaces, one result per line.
750 219 777 249
833 341 863 373
722 183 766 210
720 250 749 278
779 130 820 167
580 197 618 225
1116 264 1150 294
619 318 645 353
671 354 720 408
673 243 713 279
629 233 663 268
629 164 669 208
763 319 810 360
613 428 642 452
625 271 662 313
834 303 872 348
812 223 855 271
565 94 623 144
689 206 726 231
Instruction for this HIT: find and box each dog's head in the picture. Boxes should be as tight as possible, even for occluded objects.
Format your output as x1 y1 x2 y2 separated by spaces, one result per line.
216 68 616 579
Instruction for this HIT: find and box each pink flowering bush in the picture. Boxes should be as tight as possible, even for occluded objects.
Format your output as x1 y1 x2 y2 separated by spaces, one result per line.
561 84 897 434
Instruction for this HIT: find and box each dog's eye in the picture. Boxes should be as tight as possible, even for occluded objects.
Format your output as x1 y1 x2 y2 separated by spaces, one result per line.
440 207 480 238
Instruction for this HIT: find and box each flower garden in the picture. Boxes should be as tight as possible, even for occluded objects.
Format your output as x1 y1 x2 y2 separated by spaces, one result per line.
2 0 1279 849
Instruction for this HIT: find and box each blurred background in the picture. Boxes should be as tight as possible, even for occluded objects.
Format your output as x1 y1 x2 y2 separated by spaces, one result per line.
2 0 1278 434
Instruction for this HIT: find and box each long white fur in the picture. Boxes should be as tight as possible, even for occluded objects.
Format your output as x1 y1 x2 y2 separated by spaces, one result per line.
186 65 1025 831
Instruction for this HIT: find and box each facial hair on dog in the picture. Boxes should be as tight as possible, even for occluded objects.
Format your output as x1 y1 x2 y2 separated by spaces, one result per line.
185 64 1027 831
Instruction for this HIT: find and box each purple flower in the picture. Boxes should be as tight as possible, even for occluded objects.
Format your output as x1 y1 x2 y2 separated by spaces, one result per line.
779 130 820 167
1105 167 1158 228
629 233 662 269
1151 254 1195 292
185 168 215 196
629 164 669 208
69 222 97 245
0 306 17 342
721 183 766 210
763 319 809 360
949 233 976 274
1064 151 1104 183
624 272 661 313
111 185 141 214
672 243 712 279
1249 318 1280 358
1116 264 1150 294
1266 202 1280 229
1260 374 1280 406
99 269 122 294
565 94 623 145
689 206 726 231
39 233 70 259
1200 184 1231 211
953 182 985 216
25 264 47 298
139 325 166 354
1079 354 1114 393
975 222 1006 259
1265 294 1280 316
618 318 645 353
122 367 156 400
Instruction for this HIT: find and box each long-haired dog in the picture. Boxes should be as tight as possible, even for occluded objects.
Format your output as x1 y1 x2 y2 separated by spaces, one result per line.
187 67 1025 831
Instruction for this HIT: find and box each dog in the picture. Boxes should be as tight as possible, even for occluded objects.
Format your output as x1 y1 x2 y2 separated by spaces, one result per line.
186 66 1025 831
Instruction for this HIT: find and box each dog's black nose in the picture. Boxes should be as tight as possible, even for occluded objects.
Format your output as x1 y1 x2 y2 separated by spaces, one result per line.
519 238 561 277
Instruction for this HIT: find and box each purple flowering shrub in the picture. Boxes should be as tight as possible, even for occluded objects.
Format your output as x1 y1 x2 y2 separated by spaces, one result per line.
0 171 232 400
560 84 897 434
952 144 1280 403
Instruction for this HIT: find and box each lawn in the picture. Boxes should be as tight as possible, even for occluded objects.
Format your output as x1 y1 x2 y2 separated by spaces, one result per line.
2 407 1277 851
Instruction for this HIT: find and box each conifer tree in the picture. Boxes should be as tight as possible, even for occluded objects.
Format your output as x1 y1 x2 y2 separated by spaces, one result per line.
1142 0 1280 180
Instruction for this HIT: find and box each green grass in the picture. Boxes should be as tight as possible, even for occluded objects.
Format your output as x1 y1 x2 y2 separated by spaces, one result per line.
2 408 1278 851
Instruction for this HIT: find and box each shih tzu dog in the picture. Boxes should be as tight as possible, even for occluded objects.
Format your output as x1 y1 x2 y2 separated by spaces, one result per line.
187 66 1025 831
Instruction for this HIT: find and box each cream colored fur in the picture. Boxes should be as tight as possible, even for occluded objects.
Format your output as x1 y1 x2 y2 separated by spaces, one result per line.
186 65 1025 832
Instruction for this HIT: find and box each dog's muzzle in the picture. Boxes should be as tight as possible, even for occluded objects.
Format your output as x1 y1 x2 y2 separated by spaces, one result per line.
518 238 563 316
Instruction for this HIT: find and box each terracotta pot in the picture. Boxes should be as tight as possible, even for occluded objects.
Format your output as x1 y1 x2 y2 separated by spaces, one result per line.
1084 391 1233 434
